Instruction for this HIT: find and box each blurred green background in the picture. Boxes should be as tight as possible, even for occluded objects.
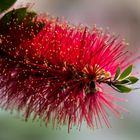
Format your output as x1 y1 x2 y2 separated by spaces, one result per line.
0 0 140 140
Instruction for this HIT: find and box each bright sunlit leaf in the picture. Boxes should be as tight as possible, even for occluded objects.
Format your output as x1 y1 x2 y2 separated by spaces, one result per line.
119 65 133 80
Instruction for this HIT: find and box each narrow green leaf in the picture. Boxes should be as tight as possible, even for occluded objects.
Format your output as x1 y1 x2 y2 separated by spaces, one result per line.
113 84 132 93
127 76 139 84
0 0 17 13
119 65 133 80
120 79 131 84
114 66 120 80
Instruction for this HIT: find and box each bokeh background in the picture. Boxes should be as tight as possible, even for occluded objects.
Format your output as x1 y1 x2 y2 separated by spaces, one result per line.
0 0 140 140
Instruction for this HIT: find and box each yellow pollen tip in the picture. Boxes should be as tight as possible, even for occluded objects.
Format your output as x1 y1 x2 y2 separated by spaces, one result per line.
105 71 111 78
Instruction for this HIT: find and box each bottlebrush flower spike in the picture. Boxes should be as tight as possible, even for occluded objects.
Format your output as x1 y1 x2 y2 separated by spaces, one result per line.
0 7 139 132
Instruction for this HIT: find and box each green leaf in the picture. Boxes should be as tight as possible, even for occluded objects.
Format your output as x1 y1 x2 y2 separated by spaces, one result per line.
26 12 37 22
127 76 139 84
120 79 131 84
0 7 38 34
11 7 28 23
114 66 120 80
0 8 27 34
0 0 17 13
113 84 132 93
119 65 133 80
0 7 27 27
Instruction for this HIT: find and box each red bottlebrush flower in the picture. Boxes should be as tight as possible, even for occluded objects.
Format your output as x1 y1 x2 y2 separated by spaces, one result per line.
0 7 139 132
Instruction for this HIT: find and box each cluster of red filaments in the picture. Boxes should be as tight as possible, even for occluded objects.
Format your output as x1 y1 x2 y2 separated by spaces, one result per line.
0 12 134 132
